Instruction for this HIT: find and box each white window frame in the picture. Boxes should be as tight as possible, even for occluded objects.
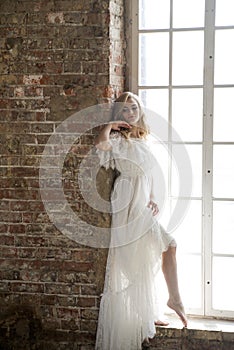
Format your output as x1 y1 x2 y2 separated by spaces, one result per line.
126 0 234 319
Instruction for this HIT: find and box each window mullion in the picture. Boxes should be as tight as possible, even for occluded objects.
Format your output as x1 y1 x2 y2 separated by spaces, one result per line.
127 0 139 93
203 0 216 317
168 0 173 205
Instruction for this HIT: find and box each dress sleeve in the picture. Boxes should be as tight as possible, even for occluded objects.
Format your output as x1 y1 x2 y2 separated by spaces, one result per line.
95 132 122 170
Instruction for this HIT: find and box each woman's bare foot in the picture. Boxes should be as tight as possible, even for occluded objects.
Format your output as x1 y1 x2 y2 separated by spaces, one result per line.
167 300 188 327
154 320 169 326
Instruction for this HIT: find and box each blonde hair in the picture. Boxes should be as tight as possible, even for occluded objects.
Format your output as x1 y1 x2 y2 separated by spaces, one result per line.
110 92 150 139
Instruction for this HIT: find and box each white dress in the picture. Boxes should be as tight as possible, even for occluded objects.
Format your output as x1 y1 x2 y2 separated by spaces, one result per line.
95 133 176 350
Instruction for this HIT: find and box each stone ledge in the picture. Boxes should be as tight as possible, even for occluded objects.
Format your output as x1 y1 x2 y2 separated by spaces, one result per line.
142 316 234 350
165 315 234 333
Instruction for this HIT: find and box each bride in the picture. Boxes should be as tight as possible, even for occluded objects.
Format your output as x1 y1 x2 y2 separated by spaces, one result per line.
94 92 187 350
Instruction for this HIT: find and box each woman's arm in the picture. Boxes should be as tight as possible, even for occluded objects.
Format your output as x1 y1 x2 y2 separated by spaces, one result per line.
94 124 112 150
94 121 131 151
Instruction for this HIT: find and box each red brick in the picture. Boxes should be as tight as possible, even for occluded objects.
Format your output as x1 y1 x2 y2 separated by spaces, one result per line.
10 282 44 293
57 295 77 307
15 235 46 247
21 212 34 223
20 269 41 282
0 189 40 200
8 224 26 234
0 200 9 210
0 212 21 223
0 224 8 234
10 201 29 211
80 319 97 333
81 309 99 320
17 247 37 259
71 250 94 262
0 246 17 258
0 281 10 292
80 285 97 296
60 318 80 330
56 307 80 319
41 294 57 305
45 283 72 295
77 297 96 308
12 167 39 178
23 75 43 85
62 261 93 272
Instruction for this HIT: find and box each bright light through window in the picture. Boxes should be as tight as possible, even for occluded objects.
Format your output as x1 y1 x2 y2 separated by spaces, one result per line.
131 0 234 318
139 0 170 29
215 0 234 26
213 88 234 141
214 29 234 84
139 33 169 86
172 31 204 85
173 0 205 28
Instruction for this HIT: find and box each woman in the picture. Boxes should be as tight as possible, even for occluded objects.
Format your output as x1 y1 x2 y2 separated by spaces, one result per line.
95 92 187 350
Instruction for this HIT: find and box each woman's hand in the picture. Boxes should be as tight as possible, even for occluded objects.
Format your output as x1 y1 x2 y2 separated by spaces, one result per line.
95 121 131 150
108 120 132 131
147 200 159 216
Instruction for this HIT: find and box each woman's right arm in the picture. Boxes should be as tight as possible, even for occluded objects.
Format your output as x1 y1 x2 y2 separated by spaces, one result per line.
94 121 131 151
94 124 113 150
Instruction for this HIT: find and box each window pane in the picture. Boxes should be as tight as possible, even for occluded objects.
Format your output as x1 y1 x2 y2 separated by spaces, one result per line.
215 0 234 26
139 33 169 86
172 199 202 254
172 31 204 85
214 29 234 84
214 88 234 142
139 0 170 30
139 89 169 141
150 140 169 194
139 89 168 120
213 146 234 198
172 145 202 197
177 254 202 309
213 201 234 255
213 257 234 311
173 0 205 28
172 89 203 142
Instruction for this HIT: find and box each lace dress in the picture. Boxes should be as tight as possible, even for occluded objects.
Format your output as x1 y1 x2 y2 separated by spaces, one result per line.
95 133 176 350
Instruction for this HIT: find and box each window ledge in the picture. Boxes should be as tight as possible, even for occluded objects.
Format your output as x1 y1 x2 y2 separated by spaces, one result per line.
142 315 234 349
166 314 234 333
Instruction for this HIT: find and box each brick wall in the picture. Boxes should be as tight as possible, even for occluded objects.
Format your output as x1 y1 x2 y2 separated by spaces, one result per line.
0 0 125 348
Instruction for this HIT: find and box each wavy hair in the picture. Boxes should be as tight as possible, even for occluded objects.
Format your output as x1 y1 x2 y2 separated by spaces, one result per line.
110 92 150 139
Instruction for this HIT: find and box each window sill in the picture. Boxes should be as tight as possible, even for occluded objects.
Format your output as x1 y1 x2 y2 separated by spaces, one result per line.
142 315 234 349
165 314 234 333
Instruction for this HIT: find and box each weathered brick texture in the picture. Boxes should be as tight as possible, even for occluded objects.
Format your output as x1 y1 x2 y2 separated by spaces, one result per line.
0 0 125 348
144 327 234 350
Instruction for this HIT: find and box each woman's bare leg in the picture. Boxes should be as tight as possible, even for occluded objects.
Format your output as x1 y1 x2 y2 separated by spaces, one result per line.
162 246 188 327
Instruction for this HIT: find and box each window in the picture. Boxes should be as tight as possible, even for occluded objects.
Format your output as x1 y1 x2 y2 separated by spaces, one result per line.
127 0 234 318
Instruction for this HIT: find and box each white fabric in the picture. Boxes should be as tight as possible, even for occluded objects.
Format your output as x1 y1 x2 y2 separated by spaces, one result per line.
95 133 176 350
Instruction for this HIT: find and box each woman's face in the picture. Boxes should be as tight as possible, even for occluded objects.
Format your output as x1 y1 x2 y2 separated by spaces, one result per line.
122 97 140 125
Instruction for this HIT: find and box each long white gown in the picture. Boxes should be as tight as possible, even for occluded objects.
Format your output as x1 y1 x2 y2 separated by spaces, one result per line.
95 133 176 350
